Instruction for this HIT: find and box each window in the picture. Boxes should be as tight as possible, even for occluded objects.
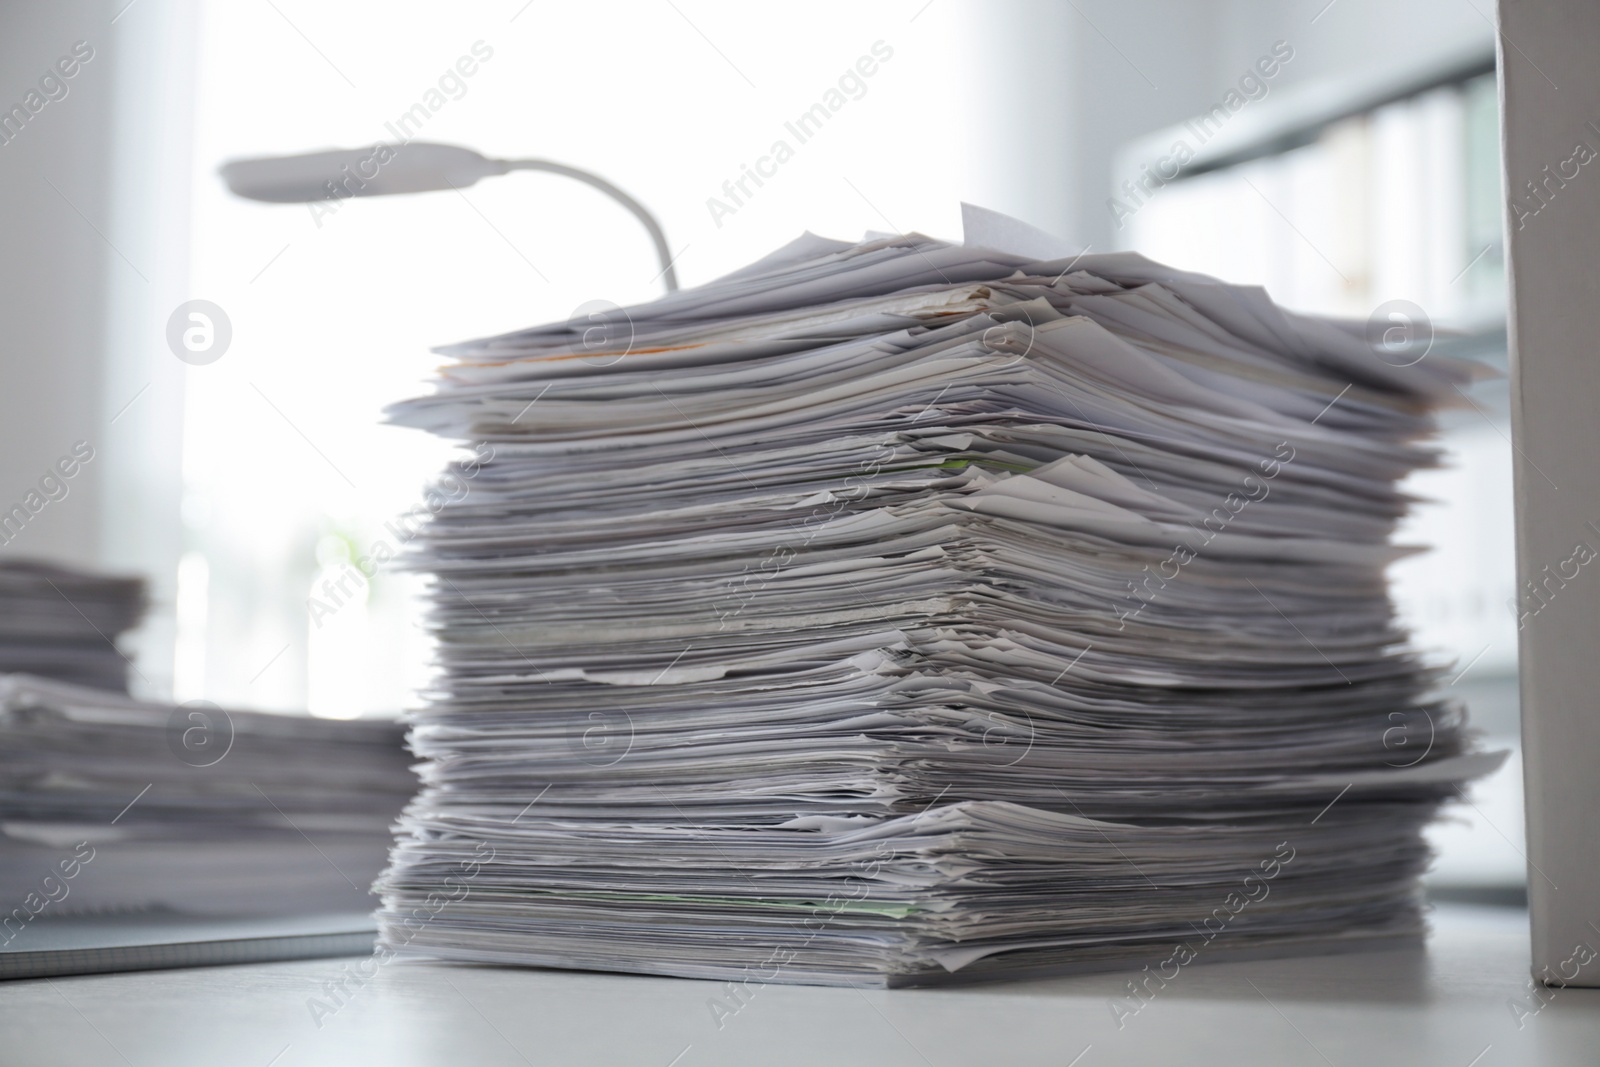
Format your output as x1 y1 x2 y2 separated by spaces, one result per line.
170 1 982 716
1118 61 1524 892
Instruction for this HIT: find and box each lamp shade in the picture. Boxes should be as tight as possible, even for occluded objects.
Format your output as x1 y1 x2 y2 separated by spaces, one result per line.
219 142 508 203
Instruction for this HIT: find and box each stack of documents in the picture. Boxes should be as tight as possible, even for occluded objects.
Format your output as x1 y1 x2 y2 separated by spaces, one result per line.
0 560 145 692
376 208 1500 986
0 675 415 922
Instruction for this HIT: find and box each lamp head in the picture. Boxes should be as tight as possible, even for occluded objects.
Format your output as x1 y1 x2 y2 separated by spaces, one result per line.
219 142 507 203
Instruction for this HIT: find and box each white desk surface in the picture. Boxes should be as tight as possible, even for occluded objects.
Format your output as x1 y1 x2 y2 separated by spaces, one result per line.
1 904 1595 1066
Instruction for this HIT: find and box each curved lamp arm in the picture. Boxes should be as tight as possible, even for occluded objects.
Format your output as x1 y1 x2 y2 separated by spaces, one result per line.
499 159 677 292
219 143 678 293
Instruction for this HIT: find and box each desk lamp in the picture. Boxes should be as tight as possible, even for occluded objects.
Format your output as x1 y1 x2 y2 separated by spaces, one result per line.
219 142 677 292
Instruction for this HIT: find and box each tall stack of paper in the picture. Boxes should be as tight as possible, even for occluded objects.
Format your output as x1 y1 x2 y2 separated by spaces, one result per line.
0 675 415 921
376 212 1499 986
0 560 145 692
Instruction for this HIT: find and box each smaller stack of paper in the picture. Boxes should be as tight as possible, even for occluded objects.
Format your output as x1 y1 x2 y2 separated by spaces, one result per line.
0 560 146 693
0 676 415 920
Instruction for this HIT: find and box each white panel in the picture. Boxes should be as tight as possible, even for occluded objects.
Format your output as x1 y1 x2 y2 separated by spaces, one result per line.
1497 0 1600 987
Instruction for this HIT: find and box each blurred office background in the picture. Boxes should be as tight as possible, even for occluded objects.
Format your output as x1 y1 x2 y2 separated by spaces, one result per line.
0 0 1519 892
